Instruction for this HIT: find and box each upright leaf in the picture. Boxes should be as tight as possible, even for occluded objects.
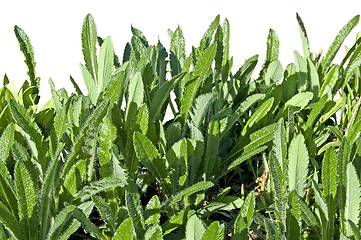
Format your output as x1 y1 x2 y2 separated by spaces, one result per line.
296 13 310 59
14 25 36 86
344 162 361 237
82 13 98 82
322 15 360 70
186 214 205 240
98 36 114 92
288 133 309 197
112 218 134 240
15 161 37 240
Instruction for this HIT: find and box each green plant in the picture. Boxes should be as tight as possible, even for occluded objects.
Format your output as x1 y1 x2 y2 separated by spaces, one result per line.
0 12 361 240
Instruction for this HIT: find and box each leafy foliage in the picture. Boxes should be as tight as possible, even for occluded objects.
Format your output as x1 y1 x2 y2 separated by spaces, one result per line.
1 12 361 240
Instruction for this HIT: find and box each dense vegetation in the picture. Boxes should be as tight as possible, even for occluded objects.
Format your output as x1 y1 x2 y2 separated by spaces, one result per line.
0 12 361 239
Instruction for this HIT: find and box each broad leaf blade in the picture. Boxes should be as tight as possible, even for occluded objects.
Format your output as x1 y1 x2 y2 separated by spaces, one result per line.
82 13 98 82
288 133 309 197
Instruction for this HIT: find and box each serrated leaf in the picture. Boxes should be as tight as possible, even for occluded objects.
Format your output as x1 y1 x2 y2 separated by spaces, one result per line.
322 147 338 200
241 97 274 135
81 13 98 82
145 195 161 226
202 222 224 240
233 191 255 239
338 138 351 229
227 146 267 173
322 15 360 70
112 218 134 240
133 131 159 161
181 43 217 115
126 191 145 238
15 160 37 240
170 26 186 76
288 133 309 197
92 195 116 232
296 13 310 59
149 72 184 121
266 29 279 62
75 178 126 202
342 40 361 88
186 214 205 240
166 181 214 207
61 100 110 179
304 93 328 130
199 15 220 50
190 93 216 129
144 224 163 240
345 162 361 237
14 25 36 86
98 36 114 92
0 201 23 240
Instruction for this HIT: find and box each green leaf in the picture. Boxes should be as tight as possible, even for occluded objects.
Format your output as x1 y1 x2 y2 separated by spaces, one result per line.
45 201 93 240
190 93 216 129
344 162 361 237
145 195 161 226
40 143 64 240
170 26 186 76
0 201 23 240
296 13 310 59
222 18 230 66
284 91 313 110
322 147 338 200
92 195 116 232
149 72 185 122
201 221 224 240
166 181 214 207
288 133 309 197
82 13 98 82
144 224 163 240
322 15 360 70
126 72 144 118
338 138 351 229
133 131 159 161
186 214 205 240
126 191 145 239
304 93 328 130
75 178 126 202
227 146 268 173
112 218 134 240
61 100 110 179
342 40 361 88
266 29 279 62
199 15 220 50
14 25 36 86
294 51 308 92
233 191 255 239
348 220 361 240
241 97 274 135
265 60 283 85
71 207 105 240
181 43 217 115
80 63 98 105
98 36 114 92
15 160 37 240
0 122 14 166
307 58 319 98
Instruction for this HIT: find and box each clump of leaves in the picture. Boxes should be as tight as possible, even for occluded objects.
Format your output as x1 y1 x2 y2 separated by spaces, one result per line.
0 12 361 240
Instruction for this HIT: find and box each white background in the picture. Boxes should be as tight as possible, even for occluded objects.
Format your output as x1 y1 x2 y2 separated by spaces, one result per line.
1 0 361 109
